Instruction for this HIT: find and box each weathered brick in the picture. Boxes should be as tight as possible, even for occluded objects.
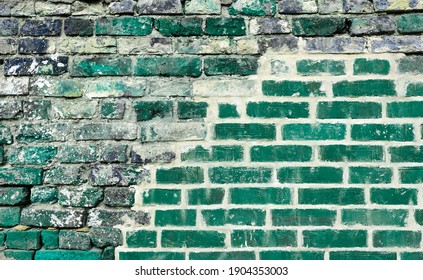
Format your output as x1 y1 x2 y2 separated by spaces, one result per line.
318 0 343 13
299 188 365 205
101 101 125 119
215 123 276 140
30 187 58 204
188 188 225 205
142 189 181 205
202 209 266 226
304 37 366 53
4 56 68 76
349 167 392 184
70 57 132 77
99 144 128 163
29 78 84 98
283 124 346 140
407 83 423 96
16 123 70 143
0 78 29 96
297 59 345 76
35 2 71 16
349 15 395 35
59 231 91 250
353 58 390 75
0 125 13 145
272 209 336 226
126 230 156 248
251 145 312 162
41 230 59 250
0 38 17 55
8 146 57 166
342 209 408 226
230 187 291 205
59 145 96 163
104 187 135 207
209 167 272 184
250 18 290 34
134 57 201 77
398 56 423 74
23 100 51 120
96 17 153 36
320 145 384 162
75 123 137 141
156 167 204 184
370 36 423 53
141 122 206 142
155 18 203 36
162 230 225 248
6 230 41 250
397 14 423 34
0 187 29 206
59 187 103 207
3 250 35 260
86 80 145 98
0 168 43 185
21 18 62 36
0 208 21 227
194 80 258 97
373 231 421 248
87 208 150 227
278 167 343 184
131 144 176 164
181 145 243 162
229 0 276 16
303 230 367 248
205 18 246 36
133 101 173 121
18 38 49 54
292 17 345 36
21 208 85 228
204 57 258 76
370 188 417 205
247 102 309 118
0 100 22 119
262 80 325 97
136 0 183 14
90 165 149 186
108 0 136 14
64 18 94 36
0 18 19 36
231 230 296 247
90 227 123 248
351 124 414 141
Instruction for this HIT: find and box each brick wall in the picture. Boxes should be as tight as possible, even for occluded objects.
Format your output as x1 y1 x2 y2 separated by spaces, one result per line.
1 0 423 260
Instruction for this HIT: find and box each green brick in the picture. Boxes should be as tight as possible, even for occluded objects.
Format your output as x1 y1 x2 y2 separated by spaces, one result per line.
101 101 125 119
96 17 153 36
6 230 41 250
188 188 225 205
228 0 276 16
16 123 70 143
209 167 272 184
0 124 13 144
0 168 43 185
35 249 102 260
398 56 423 74
155 18 203 36
162 230 225 248
41 230 59 250
202 209 266 226
231 230 296 248
156 167 204 184
0 231 4 246
320 145 384 162
388 101 423 118
71 57 132 77
3 250 34 260
397 13 423 34
297 59 346 76
30 79 84 98
102 247 115 260
219 103 239 118
31 187 58 204
126 230 157 248
415 210 423 226
391 146 423 162
190 251 255 260
299 188 365 205
342 209 408 226
178 102 208 119
0 146 4 163
292 17 345 36
0 207 20 227
353 58 390 75
283 123 346 140
133 101 173 121
262 81 325 97
330 251 396 260
0 187 29 206
230 187 291 205
59 145 96 163
303 230 367 248
215 123 276 140
370 188 417 205
407 83 423 96
373 231 421 248
205 18 246 36
272 209 336 226
142 189 181 205
182 145 244 162
317 102 382 119
251 145 312 162
134 57 201 77
400 167 423 184
278 167 343 184
401 252 423 260
333 80 396 97
349 167 392 184
351 124 414 141
119 252 184 260
155 210 196 227
204 57 258 76
24 100 52 120
260 251 324 260
247 102 309 118
8 146 57 165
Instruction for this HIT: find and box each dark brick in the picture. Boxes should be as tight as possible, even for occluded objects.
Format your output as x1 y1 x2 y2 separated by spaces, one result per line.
18 38 49 54
21 19 62 36
64 18 94 36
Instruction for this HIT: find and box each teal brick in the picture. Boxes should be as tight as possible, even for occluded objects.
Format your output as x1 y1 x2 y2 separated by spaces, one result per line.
6 230 41 250
44 166 82 185
333 80 396 97
230 187 291 205
278 167 343 184
31 187 58 204
297 59 346 75
292 17 345 36
16 123 70 143
401 252 423 260
330 251 396 260
202 209 266 226
320 145 384 162
96 17 153 36
407 83 423 96
272 209 336 226
188 188 225 205
134 57 201 77
102 247 115 260
219 103 239 118
303 230 367 248
209 167 272 184
353 58 390 75
414 210 423 226
260 251 324 260
247 102 309 118
0 187 29 206
205 18 246 36
155 210 196 227
0 146 4 163
262 80 325 97
156 167 204 184
388 102 423 118
317 102 382 119
231 230 296 247
59 145 96 163
101 101 125 119
133 101 173 121
59 230 91 250
391 147 423 162
283 123 346 140
3 250 34 260
349 167 392 184
0 168 43 185
250 145 312 162
162 230 225 248
182 145 244 162
8 146 57 165
71 57 132 77
155 18 203 36
178 102 208 119
190 251 255 260
119 252 184 260
342 209 408 226
41 230 59 249
351 124 414 141
215 123 276 140
35 249 102 260
0 207 21 227
126 230 157 248
400 167 423 184
373 231 421 248
229 0 276 16
370 188 417 205
204 57 258 76
397 13 423 34
142 189 181 205
299 188 365 205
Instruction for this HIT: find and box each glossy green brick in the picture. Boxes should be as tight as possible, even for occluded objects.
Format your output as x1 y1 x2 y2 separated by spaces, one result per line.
330 251 396 260
351 124 414 141
119 252 184 260
353 58 390 75
317 102 382 119
231 230 296 247
142 189 181 205
3 250 34 260
407 83 423 96
283 123 346 140
260 251 324 260
188 188 225 205
262 81 325 97
373 231 421 248
400 252 423 260
204 57 258 76
134 57 201 77
0 187 29 206
342 209 408 226
278 167 343 184
349 167 392 184
320 145 384 162
303 230 367 248
391 146 423 162
0 207 20 227
133 101 173 121
178 102 208 119
162 230 226 248
0 168 43 185
202 209 266 226
71 57 132 77
59 145 96 163
292 17 345 36
272 209 336 226
155 210 196 227
251 145 312 162
299 188 365 205
400 167 423 184
388 101 423 118
397 13 423 34
333 80 396 97
6 230 41 250
218 104 239 118
205 18 246 36
35 249 101 260
31 187 58 204
182 145 244 162
215 123 276 140
247 102 309 118
155 18 203 36
230 187 291 205
297 59 346 76
156 167 204 184
41 230 59 249
96 17 153 36
101 101 125 119
209 167 272 184
8 146 57 165
126 230 157 248
370 188 417 205
190 251 255 260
